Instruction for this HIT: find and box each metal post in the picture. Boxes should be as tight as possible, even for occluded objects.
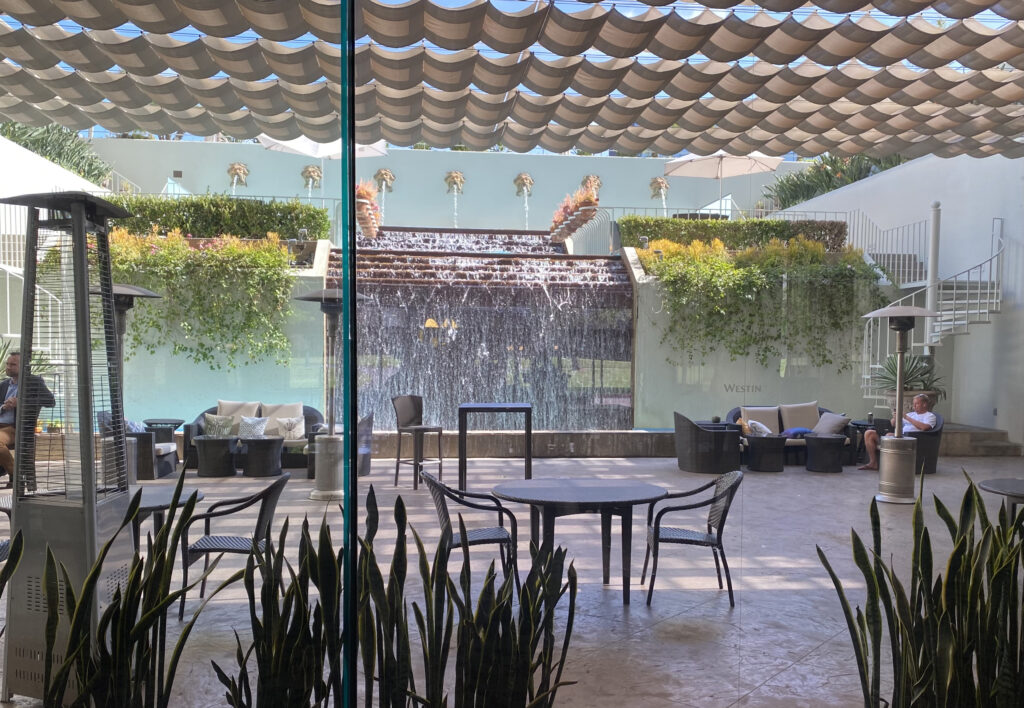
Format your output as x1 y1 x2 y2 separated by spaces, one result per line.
893 329 907 438
926 201 940 349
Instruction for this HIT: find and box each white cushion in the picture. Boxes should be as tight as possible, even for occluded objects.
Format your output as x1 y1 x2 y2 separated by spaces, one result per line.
747 420 772 437
276 415 306 441
154 442 177 456
812 412 850 435
740 406 780 435
260 401 303 436
217 399 259 434
779 401 819 431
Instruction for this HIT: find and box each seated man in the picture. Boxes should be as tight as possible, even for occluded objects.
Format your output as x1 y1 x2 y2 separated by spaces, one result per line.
859 393 936 471
0 351 56 485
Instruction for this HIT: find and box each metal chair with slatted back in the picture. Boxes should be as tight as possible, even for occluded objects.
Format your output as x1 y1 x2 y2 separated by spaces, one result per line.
392 395 442 490
420 471 520 593
178 473 290 620
641 470 744 607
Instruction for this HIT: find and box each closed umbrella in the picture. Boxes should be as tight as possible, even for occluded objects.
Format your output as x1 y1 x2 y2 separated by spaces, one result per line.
664 151 783 211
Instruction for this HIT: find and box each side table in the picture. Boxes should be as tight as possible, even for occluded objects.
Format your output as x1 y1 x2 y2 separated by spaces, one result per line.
746 435 787 472
144 418 185 444
240 436 284 477
194 435 238 477
805 434 846 473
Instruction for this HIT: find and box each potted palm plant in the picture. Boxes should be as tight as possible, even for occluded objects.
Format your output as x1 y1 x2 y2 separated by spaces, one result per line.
870 353 946 412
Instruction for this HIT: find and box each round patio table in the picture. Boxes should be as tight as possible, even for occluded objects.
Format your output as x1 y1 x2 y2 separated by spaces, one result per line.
805 434 845 473
129 484 204 547
493 478 667 605
143 418 185 444
746 435 786 472
978 478 1024 519
194 435 238 477
240 436 284 477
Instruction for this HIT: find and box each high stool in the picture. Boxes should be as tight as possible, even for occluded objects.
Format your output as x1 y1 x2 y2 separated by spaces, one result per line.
392 395 442 490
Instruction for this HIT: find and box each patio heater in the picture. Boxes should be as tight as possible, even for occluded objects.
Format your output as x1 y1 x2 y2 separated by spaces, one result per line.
295 288 346 500
863 305 938 504
91 283 161 390
0 192 134 701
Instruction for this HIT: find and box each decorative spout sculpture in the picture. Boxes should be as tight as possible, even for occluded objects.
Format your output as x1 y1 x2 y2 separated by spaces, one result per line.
650 176 669 217
513 172 534 228
374 168 395 221
302 164 322 189
445 170 464 227
580 174 602 198
228 162 248 195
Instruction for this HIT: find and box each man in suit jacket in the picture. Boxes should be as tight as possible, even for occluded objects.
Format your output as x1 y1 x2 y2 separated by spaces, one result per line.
0 351 56 483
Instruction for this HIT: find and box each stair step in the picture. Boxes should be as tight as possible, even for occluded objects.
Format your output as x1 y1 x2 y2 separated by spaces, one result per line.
940 425 1023 457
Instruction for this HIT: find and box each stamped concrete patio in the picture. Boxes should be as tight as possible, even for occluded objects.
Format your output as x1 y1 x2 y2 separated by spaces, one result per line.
2 452 1021 707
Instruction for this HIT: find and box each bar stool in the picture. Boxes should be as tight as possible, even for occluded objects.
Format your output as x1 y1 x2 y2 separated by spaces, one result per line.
392 395 443 490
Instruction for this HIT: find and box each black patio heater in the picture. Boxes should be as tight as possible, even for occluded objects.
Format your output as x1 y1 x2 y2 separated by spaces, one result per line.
295 287 346 500
863 304 938 504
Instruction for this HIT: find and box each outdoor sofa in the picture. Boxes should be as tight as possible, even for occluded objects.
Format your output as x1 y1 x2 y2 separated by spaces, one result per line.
183 400 325 475
726 402 853 464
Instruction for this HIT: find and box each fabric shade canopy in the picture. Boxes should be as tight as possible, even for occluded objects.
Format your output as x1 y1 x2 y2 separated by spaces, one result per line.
0 1 1023 157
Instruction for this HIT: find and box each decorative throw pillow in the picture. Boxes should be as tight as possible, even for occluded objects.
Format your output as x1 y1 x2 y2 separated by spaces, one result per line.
748 420 772 437
277 416 305 441
127 420 148 433
216 399 259 434
735 417 751 436
239 416 268 437
204 413 234 437
260 401 304 436
781 426 813 438
812 412 851 435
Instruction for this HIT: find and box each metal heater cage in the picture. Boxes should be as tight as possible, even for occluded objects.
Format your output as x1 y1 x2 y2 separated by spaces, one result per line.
2 192 134 701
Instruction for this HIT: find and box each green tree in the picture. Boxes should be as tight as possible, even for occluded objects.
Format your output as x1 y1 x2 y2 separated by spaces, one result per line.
764 154 906 209
0 122 111 185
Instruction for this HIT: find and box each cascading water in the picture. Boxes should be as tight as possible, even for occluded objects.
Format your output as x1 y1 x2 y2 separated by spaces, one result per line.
338 227 634 431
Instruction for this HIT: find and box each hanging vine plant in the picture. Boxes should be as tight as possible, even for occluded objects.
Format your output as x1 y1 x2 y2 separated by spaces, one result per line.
109 228 294 369
641 237 887 371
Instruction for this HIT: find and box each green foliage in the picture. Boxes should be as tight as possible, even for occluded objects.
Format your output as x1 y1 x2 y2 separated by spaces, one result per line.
764 153 907 209
43 475 242 708
818 475 1024 707
871 354 947 400
212 517 342 707
0 122 111 185
109 230 294 369
0 337 55 377
619 216 846 251
107 194 330 241
357 487 578 708
0 530 24 638
642 237 886 370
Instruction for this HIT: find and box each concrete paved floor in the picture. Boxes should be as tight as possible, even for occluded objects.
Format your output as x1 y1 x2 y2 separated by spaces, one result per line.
2 453 1022 706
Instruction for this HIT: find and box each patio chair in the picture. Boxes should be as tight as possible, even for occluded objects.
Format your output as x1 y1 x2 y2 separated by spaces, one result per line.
907 411 944 475
392 395 442 490
420 471 520 593
673 412 741 475
178 473 290 620
641 470 744 607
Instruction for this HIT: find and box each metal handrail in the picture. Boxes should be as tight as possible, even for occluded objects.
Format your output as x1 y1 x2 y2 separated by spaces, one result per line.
861 217 1004 402
1 264 65 354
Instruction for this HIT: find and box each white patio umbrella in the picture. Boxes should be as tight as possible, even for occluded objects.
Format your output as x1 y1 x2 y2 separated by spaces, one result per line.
664 151 783 210
257 135 388 199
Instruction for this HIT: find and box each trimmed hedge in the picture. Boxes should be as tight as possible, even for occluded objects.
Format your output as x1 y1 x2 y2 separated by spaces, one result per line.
619 216 847 251
107 194 331 240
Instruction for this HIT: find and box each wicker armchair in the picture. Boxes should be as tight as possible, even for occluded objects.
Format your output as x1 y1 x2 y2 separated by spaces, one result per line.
420 471 519 592
906 411 944 475
673 412 741 475
641 470 744 607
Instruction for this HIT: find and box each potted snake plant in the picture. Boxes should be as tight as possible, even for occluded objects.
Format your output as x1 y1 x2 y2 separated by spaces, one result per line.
870 353 946 413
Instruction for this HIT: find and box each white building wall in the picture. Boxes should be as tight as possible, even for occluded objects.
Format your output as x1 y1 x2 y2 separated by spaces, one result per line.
788 155 1024 445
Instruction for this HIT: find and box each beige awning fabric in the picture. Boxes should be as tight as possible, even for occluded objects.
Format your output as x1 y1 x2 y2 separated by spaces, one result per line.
1 1 1024 155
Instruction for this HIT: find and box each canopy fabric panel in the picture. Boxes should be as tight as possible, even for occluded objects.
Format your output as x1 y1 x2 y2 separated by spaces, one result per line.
0 1 1024 156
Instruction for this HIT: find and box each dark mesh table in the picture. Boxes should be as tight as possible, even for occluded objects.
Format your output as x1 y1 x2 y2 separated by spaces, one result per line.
143 418 185 444
194 435 237 477
240 435 284 477
805 434 846 473
746 435 787 472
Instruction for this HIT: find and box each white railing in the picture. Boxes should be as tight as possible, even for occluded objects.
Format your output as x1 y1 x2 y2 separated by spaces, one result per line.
0 203 29 269
861 217 1004 403
1 265 65 355
100 170 142 194
562 208 617 255
846 209 929 287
